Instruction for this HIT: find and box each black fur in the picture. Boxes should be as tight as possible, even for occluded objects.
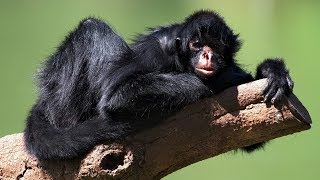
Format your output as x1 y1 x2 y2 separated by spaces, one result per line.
24 10 294 160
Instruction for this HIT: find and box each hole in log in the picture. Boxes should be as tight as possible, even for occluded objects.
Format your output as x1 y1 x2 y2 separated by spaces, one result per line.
100 152 126 171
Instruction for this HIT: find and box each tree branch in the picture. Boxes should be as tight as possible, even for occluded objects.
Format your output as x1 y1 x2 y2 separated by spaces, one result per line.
0 79 311 180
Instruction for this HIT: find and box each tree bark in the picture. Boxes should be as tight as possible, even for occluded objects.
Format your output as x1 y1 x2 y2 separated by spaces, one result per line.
0 79 311 180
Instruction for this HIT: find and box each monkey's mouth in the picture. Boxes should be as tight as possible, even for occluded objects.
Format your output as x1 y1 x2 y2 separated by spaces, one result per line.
195 67 215 77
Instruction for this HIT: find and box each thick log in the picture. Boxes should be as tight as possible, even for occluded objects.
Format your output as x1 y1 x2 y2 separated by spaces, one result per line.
0 79 311 180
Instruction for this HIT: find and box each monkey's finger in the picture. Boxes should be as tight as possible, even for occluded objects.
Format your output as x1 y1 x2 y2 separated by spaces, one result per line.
262 78 274 95
264 83 277 102
287 76 294 89
286 76 294 95
271 88 284 103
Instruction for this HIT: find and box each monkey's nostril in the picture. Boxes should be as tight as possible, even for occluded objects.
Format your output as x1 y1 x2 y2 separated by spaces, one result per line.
202 52 209 60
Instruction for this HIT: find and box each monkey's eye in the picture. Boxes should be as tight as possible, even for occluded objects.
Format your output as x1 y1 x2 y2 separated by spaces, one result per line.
189 40 202 51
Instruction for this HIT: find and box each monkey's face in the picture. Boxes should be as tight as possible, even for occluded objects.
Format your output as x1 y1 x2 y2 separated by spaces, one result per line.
187 33 224 78
179 29 233 79
177 11 241 79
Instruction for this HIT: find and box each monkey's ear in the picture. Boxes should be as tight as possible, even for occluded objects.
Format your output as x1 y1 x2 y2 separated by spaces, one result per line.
166 37 182 55
175 37 181 51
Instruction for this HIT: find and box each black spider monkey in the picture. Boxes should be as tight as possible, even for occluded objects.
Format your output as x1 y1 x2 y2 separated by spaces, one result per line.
24 10 294 160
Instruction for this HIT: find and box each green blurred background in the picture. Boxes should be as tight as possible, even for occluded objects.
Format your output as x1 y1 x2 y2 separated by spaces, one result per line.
0 0 319 179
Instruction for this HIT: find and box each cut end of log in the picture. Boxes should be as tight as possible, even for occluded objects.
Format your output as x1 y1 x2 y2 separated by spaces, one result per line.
0 79 312 179
79 144 133 178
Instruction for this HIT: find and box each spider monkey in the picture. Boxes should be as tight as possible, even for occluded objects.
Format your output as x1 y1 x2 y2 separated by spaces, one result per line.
24 10 294 159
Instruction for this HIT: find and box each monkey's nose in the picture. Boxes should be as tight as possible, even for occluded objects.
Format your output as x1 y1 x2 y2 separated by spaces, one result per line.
202 52 213 61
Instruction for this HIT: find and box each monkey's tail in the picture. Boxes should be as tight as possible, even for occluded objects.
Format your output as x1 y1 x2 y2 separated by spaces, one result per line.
24 104 129 160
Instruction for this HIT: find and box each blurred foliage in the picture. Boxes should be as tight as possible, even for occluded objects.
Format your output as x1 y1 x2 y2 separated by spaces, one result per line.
0 0 319 179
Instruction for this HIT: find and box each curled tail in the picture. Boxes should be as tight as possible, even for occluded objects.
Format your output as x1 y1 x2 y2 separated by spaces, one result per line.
24 104 130 160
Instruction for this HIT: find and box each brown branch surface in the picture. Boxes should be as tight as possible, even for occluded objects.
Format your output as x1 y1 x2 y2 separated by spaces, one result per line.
0 79 311 180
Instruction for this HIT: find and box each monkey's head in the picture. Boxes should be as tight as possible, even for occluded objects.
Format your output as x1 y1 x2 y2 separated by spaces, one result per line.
176 10 241 78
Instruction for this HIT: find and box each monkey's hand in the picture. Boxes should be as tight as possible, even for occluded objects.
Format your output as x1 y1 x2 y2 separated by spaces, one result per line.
256 58 294 103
